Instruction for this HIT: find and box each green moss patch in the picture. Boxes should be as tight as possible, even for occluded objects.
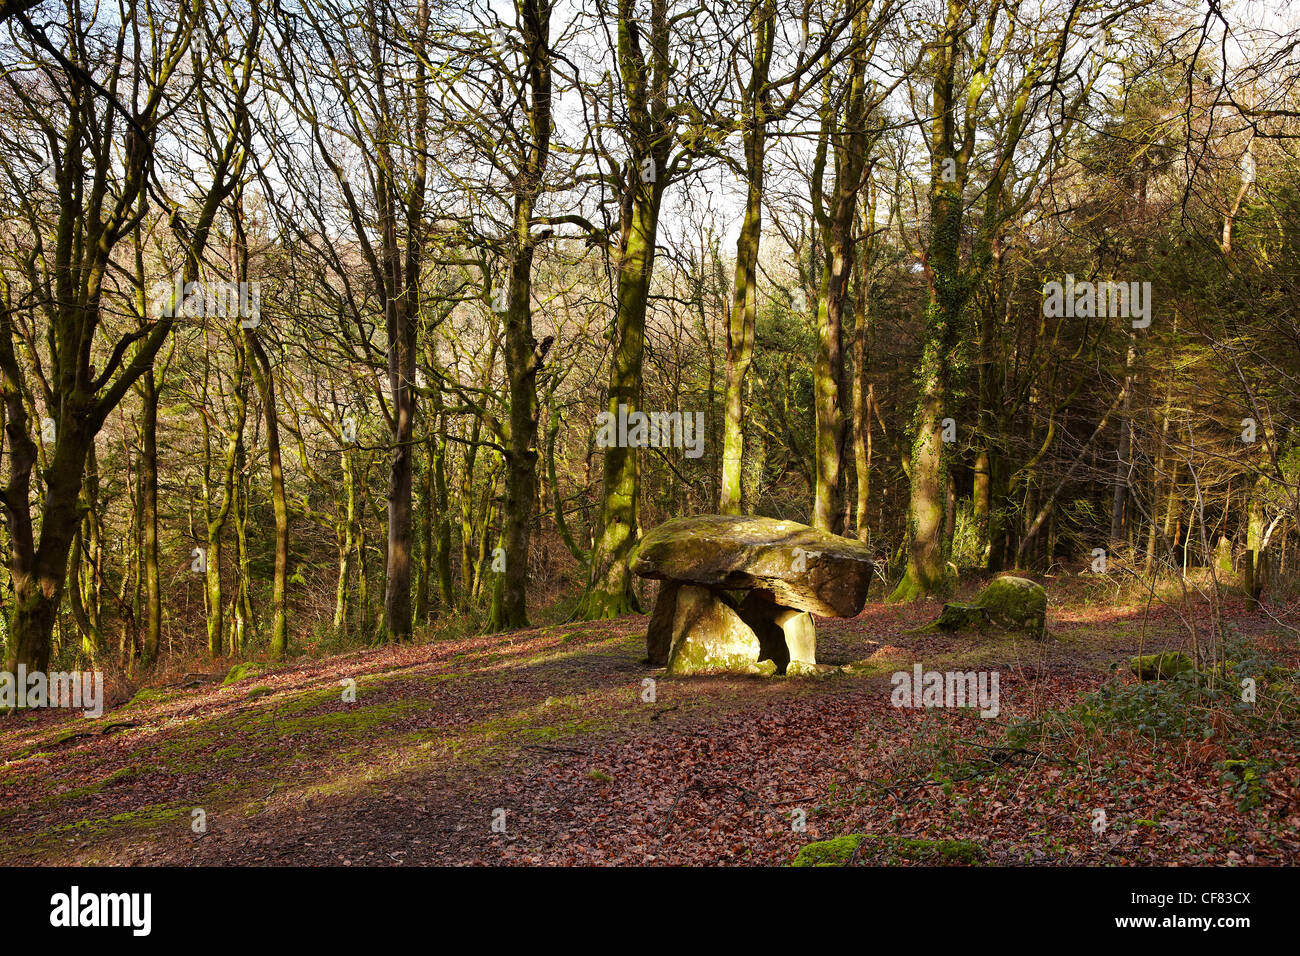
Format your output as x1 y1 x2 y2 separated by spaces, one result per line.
124 687 186 708
791 834 866 866
1129 651 1196 680
223 662 266 685
792 834 985 867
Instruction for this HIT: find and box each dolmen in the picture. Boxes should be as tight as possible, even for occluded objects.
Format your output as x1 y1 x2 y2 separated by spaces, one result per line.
631 515 874 676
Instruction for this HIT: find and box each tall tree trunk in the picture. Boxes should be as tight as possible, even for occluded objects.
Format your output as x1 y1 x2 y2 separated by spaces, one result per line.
69 442 104 661
492 0 554 631
415 440 432 629
245 329 289 659
890 17 969 600
426 378 456 612
851 190 875 540
431 418 456 612
578 0 671 619
719 0 775 516
335 446 358 631
459 411 483 597
720 162 763 516
231 436 253 654
139 368 162 667
1109 335 1136 546
383 307 417 641
811 17 869 533
580 194 657 617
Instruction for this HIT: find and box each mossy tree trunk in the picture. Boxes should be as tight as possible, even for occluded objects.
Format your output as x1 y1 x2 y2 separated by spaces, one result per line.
69 442 105 661
810 16 870 534
397 0 431 641
580 200 656 618
231 439 254 654
893 0 1073 597
545 407 589 566
200 317 246 658
1109 335 1137 547
415 437 433 629
335 445 358 631
139 367 162 667
719 0 777 516
428 383 456 612
459 413 482 599
578 0 672 620
244 326 289 660
851 189 876 540
492 0 555 632
890 2 974 601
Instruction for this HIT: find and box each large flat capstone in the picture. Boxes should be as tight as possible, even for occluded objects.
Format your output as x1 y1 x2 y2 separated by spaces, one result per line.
631 515 875 618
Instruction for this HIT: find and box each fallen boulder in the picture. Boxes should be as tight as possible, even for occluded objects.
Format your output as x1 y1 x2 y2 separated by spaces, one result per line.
926 575 1047 639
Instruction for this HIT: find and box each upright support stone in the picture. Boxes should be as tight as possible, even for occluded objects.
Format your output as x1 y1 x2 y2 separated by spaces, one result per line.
737 590 816 674
664 585 766 676
646 581 681 666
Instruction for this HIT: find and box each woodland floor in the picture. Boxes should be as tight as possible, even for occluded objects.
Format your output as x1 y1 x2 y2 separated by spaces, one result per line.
3 576 1299 866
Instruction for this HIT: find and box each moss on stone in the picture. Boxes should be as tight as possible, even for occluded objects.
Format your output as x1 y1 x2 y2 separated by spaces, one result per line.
783 660 821 678
223 662 266 685
632 514 875 618
1221 758 1255 781
791 834 865 866
664 585 765 676
246 685 274 699
973 576 1047 638
1130 651 1196 680
791 833 985 867
932 602 992 631
914 576 1046 638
